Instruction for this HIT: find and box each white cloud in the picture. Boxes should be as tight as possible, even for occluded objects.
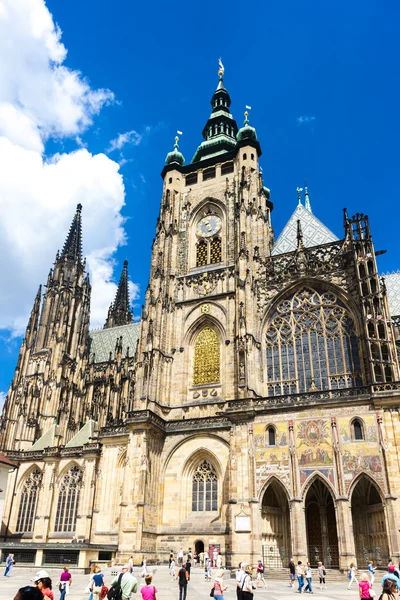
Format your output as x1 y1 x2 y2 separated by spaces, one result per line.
297 115 316 125
0 0 114 152
107 130 142 153
0 0 139 334
0 392 6 411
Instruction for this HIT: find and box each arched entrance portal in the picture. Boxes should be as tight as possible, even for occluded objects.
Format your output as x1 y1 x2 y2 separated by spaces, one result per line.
261 479 291 568
305 478 339 567
195 540 204 554
351 476 389 567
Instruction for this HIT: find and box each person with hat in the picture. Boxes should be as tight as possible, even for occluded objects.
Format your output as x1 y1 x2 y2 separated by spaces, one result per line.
32 570 53 600
110 564 138 600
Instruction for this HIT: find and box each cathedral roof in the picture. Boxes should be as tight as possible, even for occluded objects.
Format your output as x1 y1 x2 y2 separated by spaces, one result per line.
272 203 338 256
65 419 96 448
89 322 141 363
30 424 58 451
382 271 400 317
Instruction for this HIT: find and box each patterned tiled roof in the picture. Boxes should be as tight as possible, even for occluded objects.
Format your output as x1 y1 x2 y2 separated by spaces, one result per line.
89 322 141 363
382 271 400 316
65 419 96 448
272 204 338 255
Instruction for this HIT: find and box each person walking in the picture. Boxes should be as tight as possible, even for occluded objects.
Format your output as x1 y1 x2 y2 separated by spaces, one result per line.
4 553 14 577
236 563 244 600
170 559 177 581
178 564 189 600
256 560 266 589
240 565 254 600
140 574 158 600
110 564 138 600
304 562 313 594
178 548 184 566
199 552 204 567
216 553 223 569
348 562 359 589
141 559 148 578
129 556 134 574
91 565 104 600
213 569 228 600
185 558 192 581
288 558 296 588
367 561 375 585
296 561 305 593
358 573 373 599
317 562 326 589
58 567 72 600
193 553 198 567
35 575 54 600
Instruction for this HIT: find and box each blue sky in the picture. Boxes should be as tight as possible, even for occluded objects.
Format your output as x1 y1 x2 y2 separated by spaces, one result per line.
0 0 399 398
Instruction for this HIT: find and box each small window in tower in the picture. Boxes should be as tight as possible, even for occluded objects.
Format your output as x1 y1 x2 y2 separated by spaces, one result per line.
210 237 222 264
186 173 198 186
251 153 255 160
243 153 247 160
221 162 234 175
169 177 172 184
267 426 276 446
196 240 208 267
203 167 216 181
352 419 364 441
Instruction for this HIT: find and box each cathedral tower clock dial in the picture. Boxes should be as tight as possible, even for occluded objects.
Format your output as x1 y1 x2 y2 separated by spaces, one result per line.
196 215 222 238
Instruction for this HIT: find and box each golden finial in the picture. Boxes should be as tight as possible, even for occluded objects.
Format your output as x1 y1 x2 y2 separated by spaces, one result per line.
218 57 225 78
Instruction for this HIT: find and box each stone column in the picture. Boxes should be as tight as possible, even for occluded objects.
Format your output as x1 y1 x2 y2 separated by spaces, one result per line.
335 498 356 571
289 499 307 562
384 496 400 562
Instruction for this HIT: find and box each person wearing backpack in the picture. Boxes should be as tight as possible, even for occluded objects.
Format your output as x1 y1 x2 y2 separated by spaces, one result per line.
256 560 266 589
109 564 137 600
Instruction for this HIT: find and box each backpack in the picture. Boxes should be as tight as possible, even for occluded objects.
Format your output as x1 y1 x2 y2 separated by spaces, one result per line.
107 574 123 600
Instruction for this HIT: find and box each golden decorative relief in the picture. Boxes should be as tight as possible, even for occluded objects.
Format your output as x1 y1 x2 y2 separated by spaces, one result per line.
196 240 208 267
210 237 222 264
201 304 211 314
193 327 220 385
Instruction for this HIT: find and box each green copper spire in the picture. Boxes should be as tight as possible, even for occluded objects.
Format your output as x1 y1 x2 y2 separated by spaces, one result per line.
191 60 238 163
165 134 185 166
304 182 312 213
237 109 257 142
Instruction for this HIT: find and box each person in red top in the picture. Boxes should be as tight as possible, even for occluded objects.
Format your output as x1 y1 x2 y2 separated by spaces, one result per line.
358 573 373 599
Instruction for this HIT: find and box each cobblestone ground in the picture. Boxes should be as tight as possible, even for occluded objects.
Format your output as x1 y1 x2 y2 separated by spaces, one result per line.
0 565 372 600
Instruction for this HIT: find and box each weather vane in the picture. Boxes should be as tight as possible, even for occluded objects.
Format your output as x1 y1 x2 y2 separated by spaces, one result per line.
296 187 303 205
218 58 225 77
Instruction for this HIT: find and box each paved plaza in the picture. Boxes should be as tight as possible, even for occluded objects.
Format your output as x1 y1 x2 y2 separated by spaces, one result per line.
0 565 371 600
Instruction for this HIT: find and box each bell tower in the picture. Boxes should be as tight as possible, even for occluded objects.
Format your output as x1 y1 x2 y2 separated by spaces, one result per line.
134 65 274 408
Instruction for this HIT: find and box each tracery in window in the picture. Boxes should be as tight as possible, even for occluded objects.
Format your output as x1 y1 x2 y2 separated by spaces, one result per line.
16 468 42 533
196 240 208 267
192 459 218 511
265 287 361 396
210 237 222 264
54 466 83 533
193 327 220 385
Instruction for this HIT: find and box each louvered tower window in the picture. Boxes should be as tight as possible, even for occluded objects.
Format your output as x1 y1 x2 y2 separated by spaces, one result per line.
193 327 220 385
196 240 208 267
16 469 42 533
54 466 83 533
265 287 361 396
210 237 222 264
192 460 218 512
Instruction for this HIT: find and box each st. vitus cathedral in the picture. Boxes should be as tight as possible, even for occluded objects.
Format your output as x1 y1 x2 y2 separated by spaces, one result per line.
1 67 400 571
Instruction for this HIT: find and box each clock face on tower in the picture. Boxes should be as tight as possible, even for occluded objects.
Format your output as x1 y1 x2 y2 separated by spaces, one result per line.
196 215 222 238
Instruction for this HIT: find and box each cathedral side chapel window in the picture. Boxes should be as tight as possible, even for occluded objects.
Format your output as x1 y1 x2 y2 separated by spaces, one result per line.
54 466 83 533
193 327 220 386
192 459 218 512
265 287 362 396
16 468 42 533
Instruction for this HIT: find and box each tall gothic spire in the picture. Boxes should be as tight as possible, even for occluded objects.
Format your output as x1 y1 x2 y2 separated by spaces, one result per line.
61 203 83 262
304 183 312 213
191 61 239 163
104 260 133 329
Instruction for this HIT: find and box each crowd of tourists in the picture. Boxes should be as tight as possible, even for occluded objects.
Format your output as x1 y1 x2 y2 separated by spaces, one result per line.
5 551 400 600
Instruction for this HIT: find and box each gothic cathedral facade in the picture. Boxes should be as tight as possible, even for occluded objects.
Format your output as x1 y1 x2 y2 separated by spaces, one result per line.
1 69 400 571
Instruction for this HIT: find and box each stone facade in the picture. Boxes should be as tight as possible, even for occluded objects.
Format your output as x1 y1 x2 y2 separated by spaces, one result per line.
1 71 400 571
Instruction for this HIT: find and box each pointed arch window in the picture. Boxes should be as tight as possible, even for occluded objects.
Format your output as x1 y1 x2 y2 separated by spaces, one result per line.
265 287 362 396
193 327 220 386
352 419 364 441
54 466 83 533
210 237 222 264
266 426 276 446
16 468 42 533
192 460 218 512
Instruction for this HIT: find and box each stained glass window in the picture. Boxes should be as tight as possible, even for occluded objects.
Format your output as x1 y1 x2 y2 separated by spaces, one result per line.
265 287 361 396
192 460 218 512
193 327 220 386
210 237 222 264
196 240 208 267
16 469 42 533
54 466 83 533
